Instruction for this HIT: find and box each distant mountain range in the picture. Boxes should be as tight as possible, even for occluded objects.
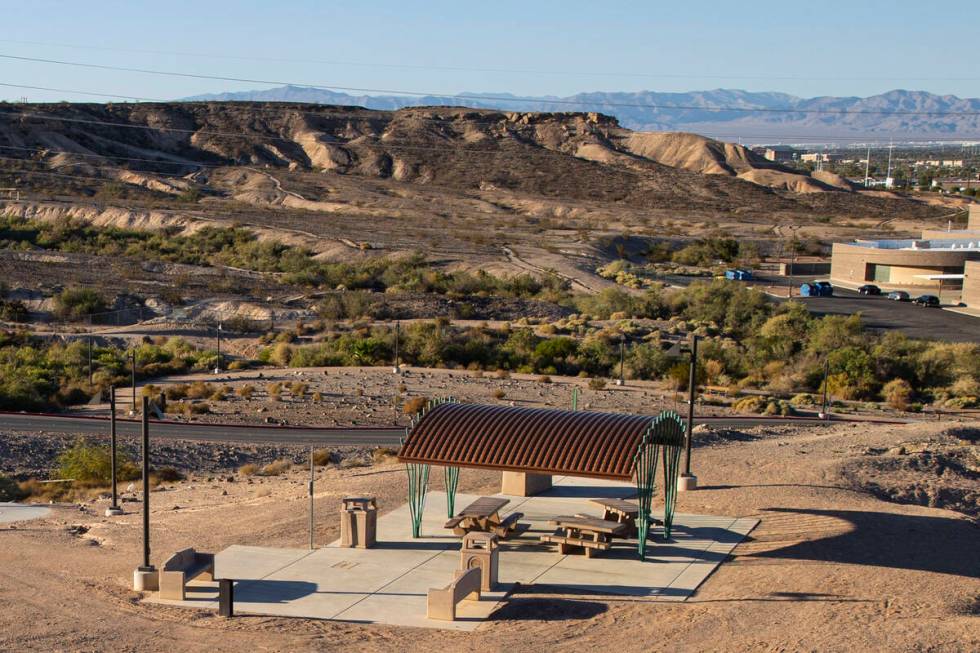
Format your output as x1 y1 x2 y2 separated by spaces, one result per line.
182 87 980 142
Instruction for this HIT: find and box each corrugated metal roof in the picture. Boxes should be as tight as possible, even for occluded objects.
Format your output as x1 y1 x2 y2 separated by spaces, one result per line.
397 403 669 480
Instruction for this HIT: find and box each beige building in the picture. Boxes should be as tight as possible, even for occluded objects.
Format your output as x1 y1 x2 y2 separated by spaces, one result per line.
830 238 980 295
963 261 980 308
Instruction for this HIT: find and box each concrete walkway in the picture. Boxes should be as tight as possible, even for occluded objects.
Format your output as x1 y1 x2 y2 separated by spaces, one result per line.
148 477 757 630
0 502 51 524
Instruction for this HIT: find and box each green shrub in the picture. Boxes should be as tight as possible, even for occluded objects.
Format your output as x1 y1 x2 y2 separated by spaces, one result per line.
53 287 108 321
56 441 138 484
0 474 27 501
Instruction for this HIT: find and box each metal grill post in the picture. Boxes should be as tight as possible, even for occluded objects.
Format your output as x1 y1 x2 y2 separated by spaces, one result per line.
444 466 460 517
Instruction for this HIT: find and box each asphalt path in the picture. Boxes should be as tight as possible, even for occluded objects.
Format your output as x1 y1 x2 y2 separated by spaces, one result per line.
0 412 894 446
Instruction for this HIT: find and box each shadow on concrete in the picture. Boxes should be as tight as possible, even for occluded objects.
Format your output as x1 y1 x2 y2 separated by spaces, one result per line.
371 540 455 551
235 579 319 604
751 507 980 578
536 485 637 500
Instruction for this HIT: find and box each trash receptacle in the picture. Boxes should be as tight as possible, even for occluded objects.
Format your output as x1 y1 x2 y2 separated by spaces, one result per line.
340 496 378 548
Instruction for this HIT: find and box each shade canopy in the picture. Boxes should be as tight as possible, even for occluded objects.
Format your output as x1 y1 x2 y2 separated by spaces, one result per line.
397 402 680 481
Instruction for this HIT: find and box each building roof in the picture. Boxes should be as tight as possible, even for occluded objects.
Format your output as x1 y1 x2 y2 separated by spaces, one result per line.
397 403 683 481
850 238 980 251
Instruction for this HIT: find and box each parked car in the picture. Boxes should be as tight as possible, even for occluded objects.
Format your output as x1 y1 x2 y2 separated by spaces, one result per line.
888 291 910 301
912 294 940 307
858 284 881 295
724 269 753 281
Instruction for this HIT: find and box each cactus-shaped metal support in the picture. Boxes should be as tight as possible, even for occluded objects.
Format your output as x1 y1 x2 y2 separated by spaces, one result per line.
632 410 685 559
444 466 460 517
402 396 459 537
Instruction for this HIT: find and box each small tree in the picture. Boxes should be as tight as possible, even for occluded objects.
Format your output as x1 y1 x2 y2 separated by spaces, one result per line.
882 378 913 411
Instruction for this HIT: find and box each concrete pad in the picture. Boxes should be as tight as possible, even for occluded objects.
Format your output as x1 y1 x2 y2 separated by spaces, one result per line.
147 476 756 629
0 502 50 524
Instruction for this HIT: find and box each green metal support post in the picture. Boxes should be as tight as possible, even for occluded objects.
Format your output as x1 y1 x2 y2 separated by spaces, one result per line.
444 466 460 518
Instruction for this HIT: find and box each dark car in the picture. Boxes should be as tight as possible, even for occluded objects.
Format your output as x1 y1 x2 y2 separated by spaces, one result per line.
858 284 881 295
888 290 910 301
912 294 940 307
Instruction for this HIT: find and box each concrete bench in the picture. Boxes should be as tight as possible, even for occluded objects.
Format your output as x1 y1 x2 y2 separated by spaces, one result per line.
158 548 215 600
540 530 612 558
426 567 481 621
492 511 525 538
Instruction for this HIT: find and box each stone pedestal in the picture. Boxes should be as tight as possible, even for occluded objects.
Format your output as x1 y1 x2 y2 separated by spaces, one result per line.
459 532 499 592
105 506 124 517
340 496 378 548
678 474 698 491
133 567 158 591
501 471 552 497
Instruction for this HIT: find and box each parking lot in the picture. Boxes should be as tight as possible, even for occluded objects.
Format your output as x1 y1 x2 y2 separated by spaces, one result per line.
792 288 978 343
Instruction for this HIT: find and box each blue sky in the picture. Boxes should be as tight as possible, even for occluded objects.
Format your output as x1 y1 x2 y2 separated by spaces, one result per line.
1 1 977 103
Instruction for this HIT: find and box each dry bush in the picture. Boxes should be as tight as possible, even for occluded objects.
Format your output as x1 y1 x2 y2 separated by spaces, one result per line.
186 381 213 400
165 384 189 400
312 449 333 466
209 388 226 402
537 375 552 383
340 457 370 469
266 382 282 400
239 463 259 476
153 467 184 483
312 391 323 403
371 447 399 464
289 381 308 397
260 459 292 476
403 396 429 415
882 378 913 411
237 384 255 399
495 369 510 379
588 377 607 391
471 369 484 378
492 389 506 399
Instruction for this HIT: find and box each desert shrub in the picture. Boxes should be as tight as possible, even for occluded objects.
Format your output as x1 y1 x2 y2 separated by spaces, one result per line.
537 375 552 383
790 393 817 406
239 463 259 476
403 396 429 415
183 401 211 415
260 459 292 476
371 447 399 464
587 377 607 391
227 360 248 371
732 396 767 414
492 389 507 399
312 449 334 466
882 378 913 410
165 384 189 400
185 381 213 399
312 391 323 402
266 382 282 400
153 467 184 483
0 299 29 322
236 384 255 399
56 440 137 484
495 369 510 379
0 474 27 501
53 287 108 321
209 388 226 402
289 381 308 397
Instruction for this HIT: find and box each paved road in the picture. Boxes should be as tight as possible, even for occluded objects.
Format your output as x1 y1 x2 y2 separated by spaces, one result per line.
0 412 890 446
0 413 405 446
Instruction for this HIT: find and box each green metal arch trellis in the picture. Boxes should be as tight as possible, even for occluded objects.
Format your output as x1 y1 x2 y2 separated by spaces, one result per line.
401 396 459 538
632 410 686 559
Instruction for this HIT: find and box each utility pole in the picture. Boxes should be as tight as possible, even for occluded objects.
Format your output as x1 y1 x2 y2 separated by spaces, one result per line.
680 335 699 491
393 321 400 374
87 337 93 386
133 396 156 591
131 350 137 413
106 386 122 516
864 146 871 187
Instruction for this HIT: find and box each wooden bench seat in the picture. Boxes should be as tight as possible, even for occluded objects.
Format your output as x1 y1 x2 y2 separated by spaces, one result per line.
427 567 482 621
491 511 524 537
444 516 465 530
158 548 215 600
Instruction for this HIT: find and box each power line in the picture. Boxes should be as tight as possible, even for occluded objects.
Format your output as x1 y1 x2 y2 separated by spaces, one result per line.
2 38 980 83
3 53 980 116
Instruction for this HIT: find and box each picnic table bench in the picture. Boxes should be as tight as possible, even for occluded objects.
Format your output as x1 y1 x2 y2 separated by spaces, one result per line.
590 498 663 538
540 515 628 558
444 496 525 539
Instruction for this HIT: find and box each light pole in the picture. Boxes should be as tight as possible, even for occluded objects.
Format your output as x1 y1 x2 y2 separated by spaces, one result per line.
393 321 401 374
87 337 93 386
680 334 699 491
820 359 830 419
105 385 123 516
133 395 157 591
214 323 222 374
616 335 625 386
131 350 137 414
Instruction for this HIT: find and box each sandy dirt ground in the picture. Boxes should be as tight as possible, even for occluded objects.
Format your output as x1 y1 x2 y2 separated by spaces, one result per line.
1 417 977 652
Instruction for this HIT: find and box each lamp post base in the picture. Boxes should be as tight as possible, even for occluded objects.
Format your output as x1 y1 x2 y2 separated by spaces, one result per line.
678 474 698 491
105 506 124 517
133 567 158 591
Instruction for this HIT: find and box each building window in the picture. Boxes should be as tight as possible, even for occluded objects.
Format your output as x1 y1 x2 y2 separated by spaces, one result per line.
868 264 891 282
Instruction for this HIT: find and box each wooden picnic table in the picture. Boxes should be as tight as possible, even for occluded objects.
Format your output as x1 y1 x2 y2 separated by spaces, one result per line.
589 498 663 537
540 515 628 558
445 497 525 538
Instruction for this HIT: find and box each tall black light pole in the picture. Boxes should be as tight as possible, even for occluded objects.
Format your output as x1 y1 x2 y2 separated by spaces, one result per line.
87 337 93 386
821 359 830 419
393 321 400 374
215 323 222 374
106 385 122 516
680 335 699 491
617 335 625 386
131 350 137 413
133 395 156 591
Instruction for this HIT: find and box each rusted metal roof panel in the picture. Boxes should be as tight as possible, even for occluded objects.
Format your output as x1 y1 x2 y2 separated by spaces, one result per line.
397 403 658 480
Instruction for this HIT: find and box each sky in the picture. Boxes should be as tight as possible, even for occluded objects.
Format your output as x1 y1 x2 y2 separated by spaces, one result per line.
0 0 978 103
